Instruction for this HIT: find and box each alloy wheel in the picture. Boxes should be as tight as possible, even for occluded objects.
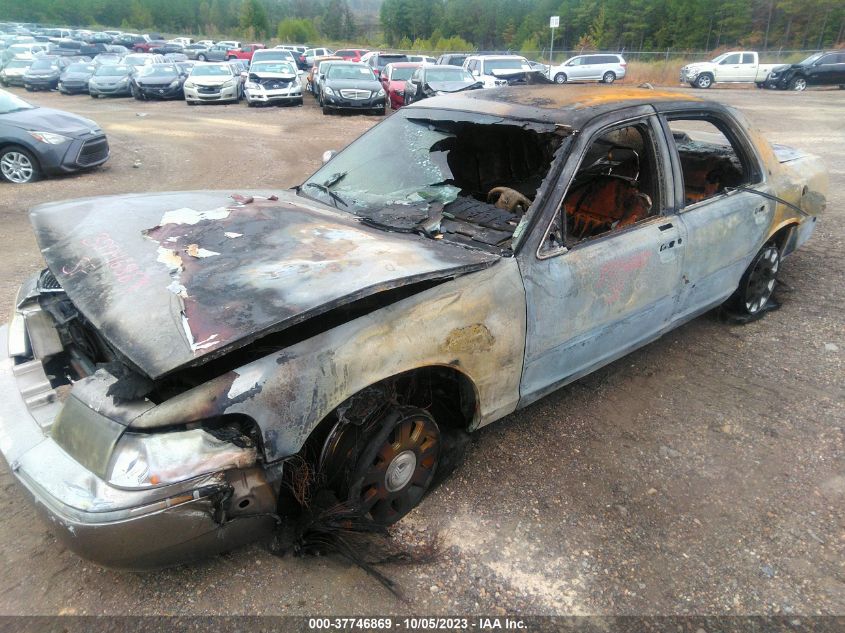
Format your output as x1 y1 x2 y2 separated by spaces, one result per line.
0 151 35 183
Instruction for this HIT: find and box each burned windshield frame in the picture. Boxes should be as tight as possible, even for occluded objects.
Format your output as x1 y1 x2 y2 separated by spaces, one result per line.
299 108 569 253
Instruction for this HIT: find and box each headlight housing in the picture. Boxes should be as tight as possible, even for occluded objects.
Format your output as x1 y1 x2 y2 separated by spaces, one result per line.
323 86 335 96
376 87 385 97
245 81 260 90
184 80 194 88
27 130 70 144
221 79 234 88
107 429 257 489
169 79 180 88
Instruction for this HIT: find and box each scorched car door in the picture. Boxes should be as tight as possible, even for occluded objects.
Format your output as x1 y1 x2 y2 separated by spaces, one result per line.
519 112 683 405
662 112 773 323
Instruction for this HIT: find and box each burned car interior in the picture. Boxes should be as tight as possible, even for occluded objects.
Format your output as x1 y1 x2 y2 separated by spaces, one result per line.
668 117 751 205
301 112 569 253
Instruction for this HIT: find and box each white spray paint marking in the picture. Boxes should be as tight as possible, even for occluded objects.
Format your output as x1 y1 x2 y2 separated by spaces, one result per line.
159 207 231 227
227 367 264 400
224 232 243 239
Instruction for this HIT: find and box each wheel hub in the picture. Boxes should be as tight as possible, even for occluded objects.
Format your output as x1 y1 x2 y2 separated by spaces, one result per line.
385 450 417 492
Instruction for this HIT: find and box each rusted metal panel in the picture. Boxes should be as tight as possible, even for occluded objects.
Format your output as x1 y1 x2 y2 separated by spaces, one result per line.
30 190 498 380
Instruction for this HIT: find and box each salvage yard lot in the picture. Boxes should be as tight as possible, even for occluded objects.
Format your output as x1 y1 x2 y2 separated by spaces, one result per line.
0 87 842 615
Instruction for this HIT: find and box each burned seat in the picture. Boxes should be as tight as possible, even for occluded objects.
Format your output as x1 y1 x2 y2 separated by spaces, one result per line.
564 175 653 239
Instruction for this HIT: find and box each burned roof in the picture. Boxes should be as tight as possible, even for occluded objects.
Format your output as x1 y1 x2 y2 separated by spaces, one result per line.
408 84 704 129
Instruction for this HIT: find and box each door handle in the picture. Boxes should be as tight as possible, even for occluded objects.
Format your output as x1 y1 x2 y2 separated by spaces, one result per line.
753 205 767 215
659 237 682 252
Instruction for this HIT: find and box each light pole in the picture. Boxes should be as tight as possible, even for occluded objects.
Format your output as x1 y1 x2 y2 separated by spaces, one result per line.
549 15 559 77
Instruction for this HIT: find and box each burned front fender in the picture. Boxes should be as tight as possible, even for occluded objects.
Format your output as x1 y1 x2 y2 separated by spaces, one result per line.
130 259 527 462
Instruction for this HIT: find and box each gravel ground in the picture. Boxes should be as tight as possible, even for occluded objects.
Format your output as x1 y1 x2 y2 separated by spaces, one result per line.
0 85 842 616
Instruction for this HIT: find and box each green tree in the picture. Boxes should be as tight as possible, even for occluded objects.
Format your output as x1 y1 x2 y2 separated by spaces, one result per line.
240 0 270 38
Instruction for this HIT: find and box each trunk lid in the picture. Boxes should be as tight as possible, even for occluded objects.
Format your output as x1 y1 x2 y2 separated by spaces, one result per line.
30 190 498 380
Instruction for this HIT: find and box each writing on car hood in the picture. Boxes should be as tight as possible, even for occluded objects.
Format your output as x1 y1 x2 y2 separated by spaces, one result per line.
30 190 498 380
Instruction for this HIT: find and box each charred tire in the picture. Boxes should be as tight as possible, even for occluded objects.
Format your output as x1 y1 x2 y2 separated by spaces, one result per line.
0 145 41 184
554 72 567 84
788 76 807 91
726 243 780 317
695 73 713 89
602 71 616 84
323 406 440 525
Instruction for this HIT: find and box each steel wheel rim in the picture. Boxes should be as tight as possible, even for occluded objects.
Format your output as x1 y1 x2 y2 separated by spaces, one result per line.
358 414 439 523
1 151 34 183
745 247 779 314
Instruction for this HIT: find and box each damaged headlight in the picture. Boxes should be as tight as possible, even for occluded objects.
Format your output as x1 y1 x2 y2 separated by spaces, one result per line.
184 80 195 88
245 81 261 90
107 428 256 489
169 79 180 88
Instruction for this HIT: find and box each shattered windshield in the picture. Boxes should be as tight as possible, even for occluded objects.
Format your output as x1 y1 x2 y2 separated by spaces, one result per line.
300 110 569 252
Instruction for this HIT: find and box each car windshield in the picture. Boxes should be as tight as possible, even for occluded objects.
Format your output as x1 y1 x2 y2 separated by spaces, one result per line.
251 61 295 74
95 64 130 76
140 64 178 77
390 66 416 81
426 67 473 82
799 52 824 65
29 58 57 70
486 58 529 72
5 59 31 69
328 65 373 80
299 110 568 250
123 55 149 65
94 54 121 64
191 64 231 76
67 63 95 73
0 90 35 114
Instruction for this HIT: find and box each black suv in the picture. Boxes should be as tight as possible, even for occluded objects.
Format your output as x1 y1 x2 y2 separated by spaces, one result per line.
766 51 845 91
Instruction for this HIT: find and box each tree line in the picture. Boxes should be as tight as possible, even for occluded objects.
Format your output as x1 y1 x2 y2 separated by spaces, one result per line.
5 0 844 51
381 0 845 52
2 0 375 42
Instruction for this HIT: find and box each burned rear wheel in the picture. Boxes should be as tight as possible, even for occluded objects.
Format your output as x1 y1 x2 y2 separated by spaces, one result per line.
321 406 440 525
727 243 780 317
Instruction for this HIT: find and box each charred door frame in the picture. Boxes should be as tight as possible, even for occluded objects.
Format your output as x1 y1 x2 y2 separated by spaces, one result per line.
515 105 684 406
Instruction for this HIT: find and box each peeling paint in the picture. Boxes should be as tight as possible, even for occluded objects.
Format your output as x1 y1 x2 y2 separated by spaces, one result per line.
440 324 496 354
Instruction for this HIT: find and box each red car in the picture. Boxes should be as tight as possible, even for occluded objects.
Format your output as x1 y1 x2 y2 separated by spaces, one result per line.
380 62 422 109
133 40 165 53
226 43 265 62
335 48 369 62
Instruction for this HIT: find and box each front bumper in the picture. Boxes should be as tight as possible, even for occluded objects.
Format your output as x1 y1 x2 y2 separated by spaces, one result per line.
245 86 302 104
0 325 277 569
137 84 183 99
0 74 26 86
184 83 239 102
89 82 132 97
323 93 386 111
24 76 59 90
32 134 110 176
58 80 90 94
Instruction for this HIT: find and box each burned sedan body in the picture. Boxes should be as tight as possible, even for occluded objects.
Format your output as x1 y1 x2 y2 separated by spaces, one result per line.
0 86 826 569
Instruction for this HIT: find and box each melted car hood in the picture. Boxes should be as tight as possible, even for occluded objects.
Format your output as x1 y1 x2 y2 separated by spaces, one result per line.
30 190 498 379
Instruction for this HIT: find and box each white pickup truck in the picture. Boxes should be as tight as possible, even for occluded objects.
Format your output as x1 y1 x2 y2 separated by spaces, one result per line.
680 51 779 88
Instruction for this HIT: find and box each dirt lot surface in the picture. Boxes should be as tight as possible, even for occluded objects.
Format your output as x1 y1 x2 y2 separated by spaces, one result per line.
0 86 842 616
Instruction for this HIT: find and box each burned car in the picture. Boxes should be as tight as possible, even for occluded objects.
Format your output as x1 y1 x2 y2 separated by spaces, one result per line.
131 63 185 100
0 86 826 569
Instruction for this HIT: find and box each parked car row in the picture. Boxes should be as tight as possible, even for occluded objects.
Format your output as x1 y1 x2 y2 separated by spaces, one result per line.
680 49 845 90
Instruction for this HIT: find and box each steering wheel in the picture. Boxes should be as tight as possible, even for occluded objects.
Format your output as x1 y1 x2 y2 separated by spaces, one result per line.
487 187 532 214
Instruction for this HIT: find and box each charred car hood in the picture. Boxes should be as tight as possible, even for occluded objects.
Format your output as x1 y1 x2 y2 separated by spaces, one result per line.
30 190 498 379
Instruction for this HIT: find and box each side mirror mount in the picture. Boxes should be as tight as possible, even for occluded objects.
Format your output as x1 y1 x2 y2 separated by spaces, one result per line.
322 150 336 165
